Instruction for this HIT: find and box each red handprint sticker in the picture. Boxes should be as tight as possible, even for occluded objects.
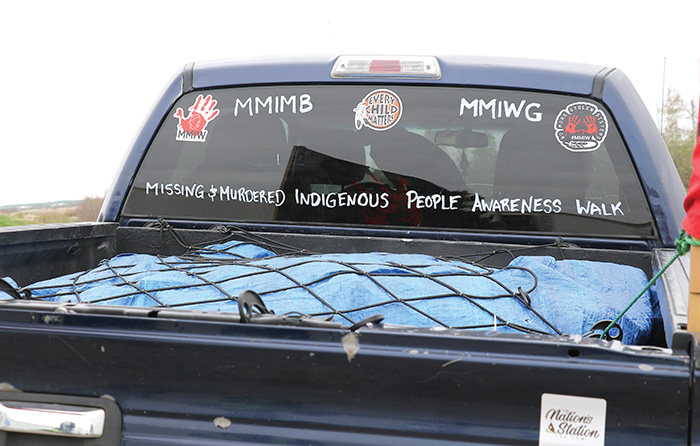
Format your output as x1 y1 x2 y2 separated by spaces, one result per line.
564 115 581 135
554 102 608 152
583 115 599 135
173 94 220 142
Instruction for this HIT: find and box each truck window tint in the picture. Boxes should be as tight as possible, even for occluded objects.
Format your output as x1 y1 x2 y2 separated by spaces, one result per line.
122 86 654 238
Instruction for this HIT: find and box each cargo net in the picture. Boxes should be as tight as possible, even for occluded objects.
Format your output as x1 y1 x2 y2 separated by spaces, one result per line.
19 224 656 343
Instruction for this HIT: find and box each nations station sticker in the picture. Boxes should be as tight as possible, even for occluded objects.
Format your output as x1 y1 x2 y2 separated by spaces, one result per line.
539 393 607 446
554 102 608 152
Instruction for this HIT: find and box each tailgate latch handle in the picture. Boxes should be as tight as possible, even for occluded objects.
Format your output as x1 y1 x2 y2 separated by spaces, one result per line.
0 400 105 438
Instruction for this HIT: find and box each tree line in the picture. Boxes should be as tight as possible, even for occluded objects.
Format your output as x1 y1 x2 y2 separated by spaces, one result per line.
662 88 698 189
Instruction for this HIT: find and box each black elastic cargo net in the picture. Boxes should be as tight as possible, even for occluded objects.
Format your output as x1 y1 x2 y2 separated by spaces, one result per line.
22 223 570 335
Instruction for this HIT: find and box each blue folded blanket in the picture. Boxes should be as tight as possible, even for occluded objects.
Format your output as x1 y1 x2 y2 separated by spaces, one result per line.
6 240 657 344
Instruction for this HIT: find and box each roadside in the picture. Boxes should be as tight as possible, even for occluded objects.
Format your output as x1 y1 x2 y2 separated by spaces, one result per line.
0 197 103 226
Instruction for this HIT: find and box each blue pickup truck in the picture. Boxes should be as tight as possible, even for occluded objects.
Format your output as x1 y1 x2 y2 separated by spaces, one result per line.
0 55 694 445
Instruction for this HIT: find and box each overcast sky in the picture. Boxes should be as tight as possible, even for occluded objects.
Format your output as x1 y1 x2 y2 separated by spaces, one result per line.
1 0 698 207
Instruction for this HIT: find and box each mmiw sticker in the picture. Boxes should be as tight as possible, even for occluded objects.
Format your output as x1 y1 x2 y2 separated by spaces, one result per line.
173 94 220 142
353 89 403 131
539 393 606 446
554 102 608 152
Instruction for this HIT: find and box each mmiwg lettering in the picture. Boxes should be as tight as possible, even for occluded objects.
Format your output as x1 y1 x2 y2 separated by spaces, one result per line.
460 98 542 122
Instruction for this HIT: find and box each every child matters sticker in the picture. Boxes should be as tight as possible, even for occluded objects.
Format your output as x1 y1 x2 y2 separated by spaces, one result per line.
554 102 608 152
173 94 220 142
353 89 403 131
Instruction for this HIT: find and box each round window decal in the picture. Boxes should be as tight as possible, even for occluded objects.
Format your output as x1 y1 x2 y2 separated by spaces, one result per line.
554 102 608 152
353 89 403 131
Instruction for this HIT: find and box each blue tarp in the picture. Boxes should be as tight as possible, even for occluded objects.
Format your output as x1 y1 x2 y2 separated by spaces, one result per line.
6 240 658 344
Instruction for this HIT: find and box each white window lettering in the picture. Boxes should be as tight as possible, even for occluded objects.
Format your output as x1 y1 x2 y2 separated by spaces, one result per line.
460 98 479 117
299 94 313 113
503 100 525 119
525 102 542 122
576 200 624 216
235 94 312 117
480 99 497 119
234 97 252 116
406 190 459 210
219 186 231 200
294 189 388 209
471 193 562 214
144 181 287 206
255 96 273 114
281 95 296 113
460 98 542 122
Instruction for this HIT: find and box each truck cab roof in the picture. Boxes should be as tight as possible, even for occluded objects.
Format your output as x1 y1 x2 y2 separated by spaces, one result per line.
189 55 608 95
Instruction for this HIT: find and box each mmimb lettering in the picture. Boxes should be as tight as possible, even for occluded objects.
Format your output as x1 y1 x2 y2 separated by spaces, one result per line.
460 98 542 122
234 94 313 116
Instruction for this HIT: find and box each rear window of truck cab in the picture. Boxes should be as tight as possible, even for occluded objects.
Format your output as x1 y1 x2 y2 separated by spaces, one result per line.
122 85 654 238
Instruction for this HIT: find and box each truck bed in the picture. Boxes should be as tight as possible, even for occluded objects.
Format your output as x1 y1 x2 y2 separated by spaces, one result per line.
0 222 654 282
0 222 666 341
0 224 693 446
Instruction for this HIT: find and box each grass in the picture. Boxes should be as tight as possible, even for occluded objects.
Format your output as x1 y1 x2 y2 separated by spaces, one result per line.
0 214 31 226
0 207 77 227
0 197 103 227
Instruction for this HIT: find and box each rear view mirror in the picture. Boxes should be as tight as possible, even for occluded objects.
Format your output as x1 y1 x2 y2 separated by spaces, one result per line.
435 129 489 149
